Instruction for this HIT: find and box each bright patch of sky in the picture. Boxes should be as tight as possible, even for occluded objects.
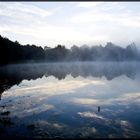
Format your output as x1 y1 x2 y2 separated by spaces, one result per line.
0 2 140 48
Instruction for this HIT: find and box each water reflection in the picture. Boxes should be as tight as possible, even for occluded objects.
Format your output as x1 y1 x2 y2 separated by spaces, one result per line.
0 62 140 95
0 62 140 138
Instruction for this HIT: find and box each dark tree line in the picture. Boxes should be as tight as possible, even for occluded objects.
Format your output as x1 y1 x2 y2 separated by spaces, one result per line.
0 35 45 65
0 35 140 65
44 42 140 62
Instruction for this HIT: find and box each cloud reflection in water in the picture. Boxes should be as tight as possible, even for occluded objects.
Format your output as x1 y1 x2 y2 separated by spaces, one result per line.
0 62 140 138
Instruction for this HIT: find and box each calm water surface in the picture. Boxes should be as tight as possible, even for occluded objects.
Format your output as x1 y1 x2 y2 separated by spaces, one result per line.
0 62 140 138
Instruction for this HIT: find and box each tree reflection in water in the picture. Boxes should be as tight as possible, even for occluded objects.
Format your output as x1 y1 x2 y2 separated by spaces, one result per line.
0 62 140 138
0 62 139 95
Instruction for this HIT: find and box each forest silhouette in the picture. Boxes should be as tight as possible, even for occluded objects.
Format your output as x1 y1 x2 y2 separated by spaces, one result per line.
0 35 140 65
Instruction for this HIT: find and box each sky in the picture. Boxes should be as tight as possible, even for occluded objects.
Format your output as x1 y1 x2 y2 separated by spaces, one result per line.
0 2 140 48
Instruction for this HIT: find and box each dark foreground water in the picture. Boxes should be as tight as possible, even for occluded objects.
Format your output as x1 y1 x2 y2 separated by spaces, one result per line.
0 62 140 138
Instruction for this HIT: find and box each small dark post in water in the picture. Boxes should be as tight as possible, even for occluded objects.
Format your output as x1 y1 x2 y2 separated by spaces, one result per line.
98 106 100 112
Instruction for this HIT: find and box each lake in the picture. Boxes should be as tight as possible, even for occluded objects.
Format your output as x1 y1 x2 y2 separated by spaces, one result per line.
0 62 140 138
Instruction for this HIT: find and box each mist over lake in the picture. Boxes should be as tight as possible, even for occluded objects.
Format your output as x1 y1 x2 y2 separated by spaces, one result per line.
1 1 140 139
0 62 140 138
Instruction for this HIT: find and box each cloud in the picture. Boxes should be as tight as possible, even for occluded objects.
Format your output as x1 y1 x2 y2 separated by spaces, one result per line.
0 2 55 29
0 2 54 45
78 111 106 120
71 7 140 28
0 2 140 47
119 17 140 27
70 92 140 107
0 22 109 47
71 12 113 24
112 92 140 104
0 75 107 119
77 2 103 8
35 120 66 129
71 98 101 105
78 111 111 126
0 2 97 47
72 2 140 29
70 3 140 46
116 120 132 128
80 127 97 137
4 77 90 98
0 2 52 19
